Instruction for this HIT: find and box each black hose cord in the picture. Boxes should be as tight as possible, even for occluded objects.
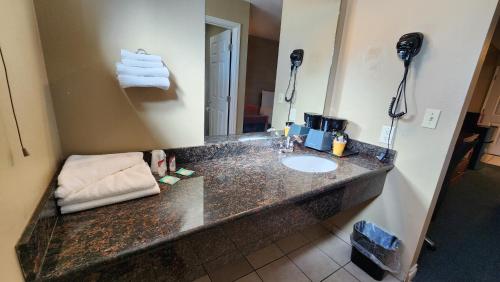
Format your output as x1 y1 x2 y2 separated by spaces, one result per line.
379 61 410 162
285 66 298 121
0 46 29 157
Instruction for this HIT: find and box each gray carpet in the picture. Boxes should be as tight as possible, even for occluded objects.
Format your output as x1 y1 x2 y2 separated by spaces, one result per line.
415 164 500 282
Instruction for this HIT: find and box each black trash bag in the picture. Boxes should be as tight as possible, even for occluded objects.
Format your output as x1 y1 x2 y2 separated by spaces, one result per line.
350 220 401 273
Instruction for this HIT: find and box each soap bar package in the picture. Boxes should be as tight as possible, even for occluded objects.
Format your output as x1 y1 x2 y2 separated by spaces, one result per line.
159 175 180 185
176 168 194 176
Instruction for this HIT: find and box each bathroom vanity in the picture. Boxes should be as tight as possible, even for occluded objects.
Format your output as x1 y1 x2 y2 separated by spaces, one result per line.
16 135 395 281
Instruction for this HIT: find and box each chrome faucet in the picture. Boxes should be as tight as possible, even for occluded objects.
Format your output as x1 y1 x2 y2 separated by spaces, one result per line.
279 135 304 153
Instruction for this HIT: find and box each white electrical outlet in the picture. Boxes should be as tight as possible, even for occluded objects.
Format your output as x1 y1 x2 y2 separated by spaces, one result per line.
421 109 441 129
379 125 395 145
289 108 297 121
278 93 285 103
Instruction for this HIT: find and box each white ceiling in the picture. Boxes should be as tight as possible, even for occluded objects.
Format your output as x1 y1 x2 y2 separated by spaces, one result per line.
247 0 283 41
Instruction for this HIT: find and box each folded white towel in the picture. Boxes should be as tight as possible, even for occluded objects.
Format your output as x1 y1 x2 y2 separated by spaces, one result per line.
121 49 162 62
122 59 163 68
60 184 160 214
116 63 169 78
55 152 144 199
57 161 157 206
118 75 170 90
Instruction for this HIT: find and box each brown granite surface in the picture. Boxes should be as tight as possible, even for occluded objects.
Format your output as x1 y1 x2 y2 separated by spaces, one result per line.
35 145 392 280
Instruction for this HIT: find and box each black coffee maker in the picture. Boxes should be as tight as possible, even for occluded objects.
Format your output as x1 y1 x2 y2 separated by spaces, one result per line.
320 116 347 132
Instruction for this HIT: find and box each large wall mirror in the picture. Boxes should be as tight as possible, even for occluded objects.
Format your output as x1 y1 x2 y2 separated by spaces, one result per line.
205 0 343 137
34 0 344 154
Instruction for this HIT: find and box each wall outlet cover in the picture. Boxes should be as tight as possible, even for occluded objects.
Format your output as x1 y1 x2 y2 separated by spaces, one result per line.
379 125 395 145
421 109 441 129
289 108 297 121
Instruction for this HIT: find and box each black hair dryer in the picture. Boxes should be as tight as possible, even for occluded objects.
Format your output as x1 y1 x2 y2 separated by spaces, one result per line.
396 32 423 67
290 49 304 70
388 32 424 119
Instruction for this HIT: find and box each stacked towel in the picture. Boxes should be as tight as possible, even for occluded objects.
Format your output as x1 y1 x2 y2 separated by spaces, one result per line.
116 49 170 90
55 152 160 214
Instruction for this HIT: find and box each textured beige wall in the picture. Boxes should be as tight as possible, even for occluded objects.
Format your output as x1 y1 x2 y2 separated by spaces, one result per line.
35 0 205 156
0 0 62 280
468 45 499 113
272 0 341 128
326 0 497 279
206 0 250 134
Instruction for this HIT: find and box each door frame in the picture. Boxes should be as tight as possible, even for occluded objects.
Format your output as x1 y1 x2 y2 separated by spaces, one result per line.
478 66 500 126
206 15 240 135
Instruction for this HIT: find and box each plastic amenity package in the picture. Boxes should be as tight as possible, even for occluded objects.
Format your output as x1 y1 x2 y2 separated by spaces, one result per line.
350 220 402 273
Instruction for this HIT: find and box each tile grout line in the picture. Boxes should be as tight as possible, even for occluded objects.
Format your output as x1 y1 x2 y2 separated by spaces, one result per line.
284 253 313 282
312 235 351 268
343 266 360 282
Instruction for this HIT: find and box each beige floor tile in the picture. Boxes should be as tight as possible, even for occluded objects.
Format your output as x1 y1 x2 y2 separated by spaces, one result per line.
245 243 284 269
301 223 330 241
235 272 262 282
344 262 400 282
288 243 340 282
206 255 253 282
193 275 211 282
275 232 309 254
323 268 358 282
256 257 310 282
314 234 352 266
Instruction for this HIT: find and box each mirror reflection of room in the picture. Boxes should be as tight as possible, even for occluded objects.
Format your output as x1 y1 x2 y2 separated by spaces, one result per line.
205 0 341 137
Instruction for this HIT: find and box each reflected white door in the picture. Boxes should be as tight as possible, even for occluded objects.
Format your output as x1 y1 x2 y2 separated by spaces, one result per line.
208 29 231 136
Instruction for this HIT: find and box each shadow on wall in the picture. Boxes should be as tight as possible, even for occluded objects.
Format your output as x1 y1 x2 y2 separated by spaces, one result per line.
120 73 183 111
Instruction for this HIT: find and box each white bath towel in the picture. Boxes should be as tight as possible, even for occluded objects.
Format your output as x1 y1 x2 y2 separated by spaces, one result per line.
57 161 157 206
122 59 163 68
116 63 170 78
121 49 162 62
55 152 144 199
60 184 160 214
118 75 170 90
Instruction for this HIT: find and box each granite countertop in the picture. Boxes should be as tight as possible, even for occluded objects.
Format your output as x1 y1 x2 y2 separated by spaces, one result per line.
38 146 393 280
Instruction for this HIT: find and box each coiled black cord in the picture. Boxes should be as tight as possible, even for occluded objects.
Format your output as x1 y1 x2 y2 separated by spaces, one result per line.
285 66 298 121
379 60 410 162
388 60 410 118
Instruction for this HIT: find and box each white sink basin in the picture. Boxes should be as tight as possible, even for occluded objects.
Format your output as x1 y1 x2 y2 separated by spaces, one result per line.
281 155 338 173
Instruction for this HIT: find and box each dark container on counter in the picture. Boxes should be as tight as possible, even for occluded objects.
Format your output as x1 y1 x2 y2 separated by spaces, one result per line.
304 112 322 129
321 116 347 132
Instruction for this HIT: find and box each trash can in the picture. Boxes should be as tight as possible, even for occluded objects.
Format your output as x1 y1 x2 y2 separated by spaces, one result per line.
350 220 401 281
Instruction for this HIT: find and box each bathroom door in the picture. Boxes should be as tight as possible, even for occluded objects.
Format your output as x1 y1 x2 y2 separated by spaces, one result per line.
208 29 231 136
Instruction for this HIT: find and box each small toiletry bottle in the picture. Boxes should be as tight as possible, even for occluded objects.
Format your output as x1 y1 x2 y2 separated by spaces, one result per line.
157 159 167 177
168 155 176 173
285 122 293 137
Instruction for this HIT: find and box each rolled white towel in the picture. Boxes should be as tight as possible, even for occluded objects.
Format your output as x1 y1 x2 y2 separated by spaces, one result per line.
118 74 170 90
122 59 164 68
116 63 169 78
121 49 162 62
